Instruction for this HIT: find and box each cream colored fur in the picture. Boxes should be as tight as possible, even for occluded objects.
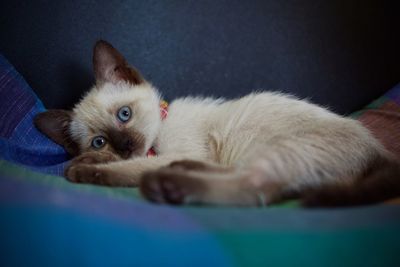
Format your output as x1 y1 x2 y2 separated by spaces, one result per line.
70 81 161 155
69 79 387 206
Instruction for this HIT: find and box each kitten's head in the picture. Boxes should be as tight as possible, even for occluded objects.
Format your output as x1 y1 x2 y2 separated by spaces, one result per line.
35 40 161 159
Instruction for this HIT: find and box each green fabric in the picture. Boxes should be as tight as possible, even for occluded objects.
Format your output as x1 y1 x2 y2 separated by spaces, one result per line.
2 159 400 266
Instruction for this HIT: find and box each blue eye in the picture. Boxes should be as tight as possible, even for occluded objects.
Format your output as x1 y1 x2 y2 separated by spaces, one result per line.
117 106 131 122
91 136 106 149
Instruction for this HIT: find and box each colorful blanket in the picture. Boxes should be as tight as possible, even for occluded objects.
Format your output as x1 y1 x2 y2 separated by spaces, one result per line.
1 54 400 267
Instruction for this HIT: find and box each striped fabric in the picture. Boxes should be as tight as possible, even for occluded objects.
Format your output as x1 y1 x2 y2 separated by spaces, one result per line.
0 54 400 267
0 54 68 175
354 84 400 158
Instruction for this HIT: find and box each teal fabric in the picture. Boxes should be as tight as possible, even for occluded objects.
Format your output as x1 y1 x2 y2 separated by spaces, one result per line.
1 160 400 267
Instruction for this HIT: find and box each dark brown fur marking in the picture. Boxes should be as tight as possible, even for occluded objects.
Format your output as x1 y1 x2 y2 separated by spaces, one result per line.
169 160 231 172
93 40 144 86
140 168 208 205
302 154 400 207
65 151 139 186
34 110 80 156
106 128 145 158
65 151 118 184
66 164 112 185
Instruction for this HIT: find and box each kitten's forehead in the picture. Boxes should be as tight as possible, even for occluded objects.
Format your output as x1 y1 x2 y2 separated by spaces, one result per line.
71 81 160 135
75 82 154 114
91 82 153 108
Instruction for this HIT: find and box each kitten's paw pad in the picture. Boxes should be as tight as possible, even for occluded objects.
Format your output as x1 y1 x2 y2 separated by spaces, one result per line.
71 151 118 165
65 164 110 185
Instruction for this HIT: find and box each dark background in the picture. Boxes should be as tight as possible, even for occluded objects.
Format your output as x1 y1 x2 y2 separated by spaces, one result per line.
0 0 399 114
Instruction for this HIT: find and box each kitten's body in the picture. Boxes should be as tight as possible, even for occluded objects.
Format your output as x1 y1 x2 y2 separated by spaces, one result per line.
35 40 400 207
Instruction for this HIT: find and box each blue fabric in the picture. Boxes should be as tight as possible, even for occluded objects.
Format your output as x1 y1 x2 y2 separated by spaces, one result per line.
0 204 231 267
0 54 68 175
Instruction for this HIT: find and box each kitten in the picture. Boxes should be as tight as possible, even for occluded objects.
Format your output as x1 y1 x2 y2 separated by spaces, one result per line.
35 40 400 207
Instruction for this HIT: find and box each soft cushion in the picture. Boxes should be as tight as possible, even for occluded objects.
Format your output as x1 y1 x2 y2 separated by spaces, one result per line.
0 55 67 175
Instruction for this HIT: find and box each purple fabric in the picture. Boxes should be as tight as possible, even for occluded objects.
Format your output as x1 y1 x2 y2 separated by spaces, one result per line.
0 64 36 137
0 54 68 175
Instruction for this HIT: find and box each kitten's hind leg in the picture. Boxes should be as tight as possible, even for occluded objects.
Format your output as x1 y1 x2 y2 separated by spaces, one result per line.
141 119 383 207
140 161 283 206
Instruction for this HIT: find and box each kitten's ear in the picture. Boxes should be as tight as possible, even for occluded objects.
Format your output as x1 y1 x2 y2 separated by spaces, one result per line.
34 110 80 156
93 40 145 86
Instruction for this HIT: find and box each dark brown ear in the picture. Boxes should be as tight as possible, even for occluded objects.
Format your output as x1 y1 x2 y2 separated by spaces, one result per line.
93 40 144 86
34 110 80 156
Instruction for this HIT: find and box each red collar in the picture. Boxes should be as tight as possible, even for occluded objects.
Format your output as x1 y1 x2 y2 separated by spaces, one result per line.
146 100 168 157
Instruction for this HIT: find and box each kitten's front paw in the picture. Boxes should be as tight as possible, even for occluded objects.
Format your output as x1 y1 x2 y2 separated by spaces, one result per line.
71 151 119 165
65 151 118 185
65 164 112 185
140 168 205 205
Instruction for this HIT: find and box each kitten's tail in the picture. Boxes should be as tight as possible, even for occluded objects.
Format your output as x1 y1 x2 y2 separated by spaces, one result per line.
302 153 400 207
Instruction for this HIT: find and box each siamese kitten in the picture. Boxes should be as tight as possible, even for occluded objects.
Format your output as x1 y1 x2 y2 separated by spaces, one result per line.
35 40 400 207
